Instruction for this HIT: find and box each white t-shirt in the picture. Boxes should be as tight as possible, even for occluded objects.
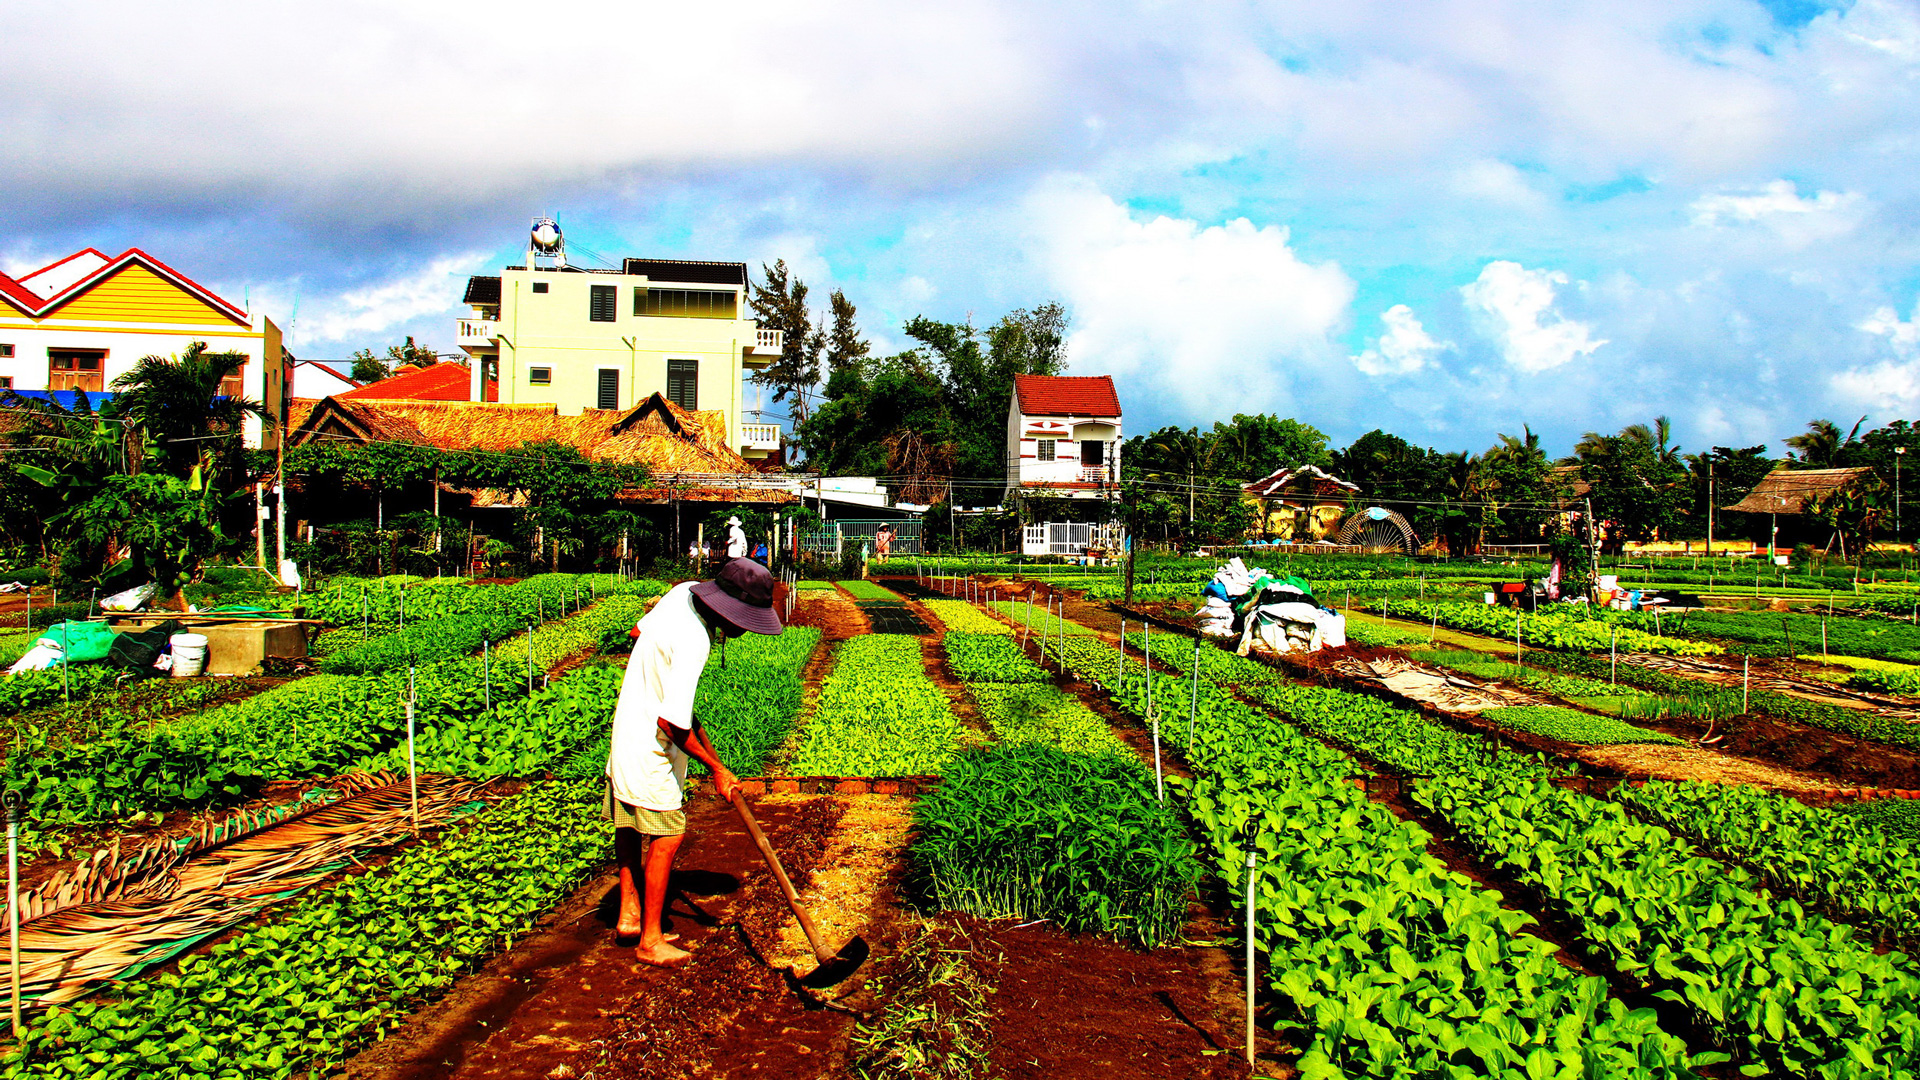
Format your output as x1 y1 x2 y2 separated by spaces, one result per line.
726 525 748 558
606 581 712 811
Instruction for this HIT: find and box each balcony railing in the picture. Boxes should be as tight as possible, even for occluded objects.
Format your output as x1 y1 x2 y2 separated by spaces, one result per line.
755 328 783 352
741 423 781 451
1078 466 1111 484
456 319 498 347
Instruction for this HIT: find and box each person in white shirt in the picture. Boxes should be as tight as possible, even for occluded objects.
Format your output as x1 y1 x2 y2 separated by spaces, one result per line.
606 558 783 967
725 515 748 560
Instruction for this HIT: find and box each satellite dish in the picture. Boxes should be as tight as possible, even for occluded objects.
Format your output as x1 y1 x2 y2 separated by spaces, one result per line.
530 217 562 252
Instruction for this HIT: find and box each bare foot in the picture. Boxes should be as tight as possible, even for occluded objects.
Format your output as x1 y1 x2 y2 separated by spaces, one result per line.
615 925 679 943
635 939 692 968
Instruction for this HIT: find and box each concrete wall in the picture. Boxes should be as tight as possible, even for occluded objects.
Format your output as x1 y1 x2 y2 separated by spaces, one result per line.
493 269 752 449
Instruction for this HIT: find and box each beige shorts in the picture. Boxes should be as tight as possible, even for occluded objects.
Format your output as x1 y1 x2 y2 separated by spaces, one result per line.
603 780 687 835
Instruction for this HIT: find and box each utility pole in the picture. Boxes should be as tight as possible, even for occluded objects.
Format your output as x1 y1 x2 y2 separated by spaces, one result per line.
1124 482 1137 605
1705 464 1714 558
1897 446 1906 541
1584 497 1600 600
274 410 287 576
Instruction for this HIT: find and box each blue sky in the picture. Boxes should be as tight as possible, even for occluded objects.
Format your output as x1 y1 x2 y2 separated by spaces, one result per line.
6 0 1920 461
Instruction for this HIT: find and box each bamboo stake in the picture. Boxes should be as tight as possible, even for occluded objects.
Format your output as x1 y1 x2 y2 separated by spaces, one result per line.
1743 656 1750 714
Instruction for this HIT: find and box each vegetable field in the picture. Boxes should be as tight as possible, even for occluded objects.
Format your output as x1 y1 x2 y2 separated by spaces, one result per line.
8 555 1917 1079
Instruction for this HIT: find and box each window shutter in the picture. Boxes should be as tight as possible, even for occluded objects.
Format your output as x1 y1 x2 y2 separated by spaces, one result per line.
590 285 617 322
667 359 698 410
597 368 619 410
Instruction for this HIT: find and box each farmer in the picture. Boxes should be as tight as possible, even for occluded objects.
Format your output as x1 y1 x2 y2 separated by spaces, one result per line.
606 558 784 967
873 524 894 562
725 515 749 561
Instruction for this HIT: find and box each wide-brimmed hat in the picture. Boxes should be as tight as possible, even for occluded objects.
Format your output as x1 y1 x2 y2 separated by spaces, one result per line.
726 516 743 526
691 558 783 636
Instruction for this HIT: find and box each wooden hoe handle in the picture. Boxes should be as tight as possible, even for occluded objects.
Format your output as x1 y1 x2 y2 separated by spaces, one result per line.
728 790 834 964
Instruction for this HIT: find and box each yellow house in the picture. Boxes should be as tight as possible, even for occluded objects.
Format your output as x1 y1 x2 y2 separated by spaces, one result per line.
455 220 785 462
0 248 287 447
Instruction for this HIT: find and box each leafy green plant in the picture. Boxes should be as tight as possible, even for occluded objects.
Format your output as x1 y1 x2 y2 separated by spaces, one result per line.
966 685 1124 754
912 743 1198 947
921 599 1012 635
5 780 611 1078
941 632 1047 684
1617 781 1920 940
1377 600 1721 657
1478 705 1681 746
789 635 972 776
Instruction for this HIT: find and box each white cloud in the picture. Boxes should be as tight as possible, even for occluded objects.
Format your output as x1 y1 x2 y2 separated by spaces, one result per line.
1834 301 1920 412
1690 179 1866 247
1451 160 1547 211
1353 304 1448 376
1461 261 1605 374
1023 176 1354 413
294 253 490 346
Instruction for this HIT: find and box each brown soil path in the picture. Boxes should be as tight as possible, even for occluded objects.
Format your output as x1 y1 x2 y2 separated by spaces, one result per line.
336 793 878 1080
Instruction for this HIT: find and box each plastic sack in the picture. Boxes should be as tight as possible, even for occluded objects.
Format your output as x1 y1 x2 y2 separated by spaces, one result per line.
6 643 62 675
100 583 156 612
33 620 118 665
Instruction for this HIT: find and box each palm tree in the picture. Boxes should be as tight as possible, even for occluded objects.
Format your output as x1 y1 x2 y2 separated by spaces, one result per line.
1786 417 1865 468
109 341 270 480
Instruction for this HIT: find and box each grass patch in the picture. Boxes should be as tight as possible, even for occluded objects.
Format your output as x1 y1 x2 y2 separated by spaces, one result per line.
845 921 1001 1080
839 580 904 601
789 635 972 776
1479 705 1682 746
990 600 1100 636
795 579 838 591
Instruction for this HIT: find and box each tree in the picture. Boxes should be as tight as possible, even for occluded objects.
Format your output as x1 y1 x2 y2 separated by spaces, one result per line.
822 289 870 380
110 342 268 482
349 336 437 384
1786 417 1866 467
1207 415 1332 481
1476 426 1559 547
748 260 824 424
1805 478 1887 558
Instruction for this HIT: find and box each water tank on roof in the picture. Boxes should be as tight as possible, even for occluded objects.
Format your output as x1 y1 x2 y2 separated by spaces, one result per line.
530 218 562 252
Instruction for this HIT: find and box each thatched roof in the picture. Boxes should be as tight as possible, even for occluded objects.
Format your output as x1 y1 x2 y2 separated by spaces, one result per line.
1722 467 1872 515
289 392 754 474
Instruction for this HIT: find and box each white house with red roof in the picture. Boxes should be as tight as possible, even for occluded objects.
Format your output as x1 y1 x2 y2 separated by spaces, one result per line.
1005 374 1122 501
0 248 288 448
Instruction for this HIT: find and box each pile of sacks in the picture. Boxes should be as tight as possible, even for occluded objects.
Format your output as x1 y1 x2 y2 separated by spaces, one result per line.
1193 558 1346 655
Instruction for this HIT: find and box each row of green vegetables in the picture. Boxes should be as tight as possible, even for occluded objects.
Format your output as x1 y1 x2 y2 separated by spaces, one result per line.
913 618 1197 946
1530 651 1920 753
788 635 974 776
1094 625 1920 1077
1368 599 1722 657
7 583 828 1076
1034 627 1707 1076
0 588 658 852
9 777 611 1079
318 573 652 674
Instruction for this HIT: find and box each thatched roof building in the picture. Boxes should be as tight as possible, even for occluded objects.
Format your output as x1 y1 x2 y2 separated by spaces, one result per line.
287 392 796 505
1722 467 1872 515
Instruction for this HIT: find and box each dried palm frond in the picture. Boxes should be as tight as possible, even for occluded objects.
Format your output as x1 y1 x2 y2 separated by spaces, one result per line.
2 772 493 1008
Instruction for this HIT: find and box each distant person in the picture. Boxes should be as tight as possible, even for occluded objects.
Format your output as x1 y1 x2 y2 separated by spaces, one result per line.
606 559 784 967
725 516 748 560
874 524 895 562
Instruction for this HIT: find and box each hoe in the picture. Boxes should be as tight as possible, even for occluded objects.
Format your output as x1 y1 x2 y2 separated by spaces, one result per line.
728 789 869 988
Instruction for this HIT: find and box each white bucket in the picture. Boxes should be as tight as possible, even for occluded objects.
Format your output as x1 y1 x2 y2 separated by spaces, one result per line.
170 633 209 677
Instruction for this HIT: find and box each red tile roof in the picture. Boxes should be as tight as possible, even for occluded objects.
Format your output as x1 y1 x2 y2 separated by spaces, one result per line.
339 361 477 402
1012 374 1121 417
